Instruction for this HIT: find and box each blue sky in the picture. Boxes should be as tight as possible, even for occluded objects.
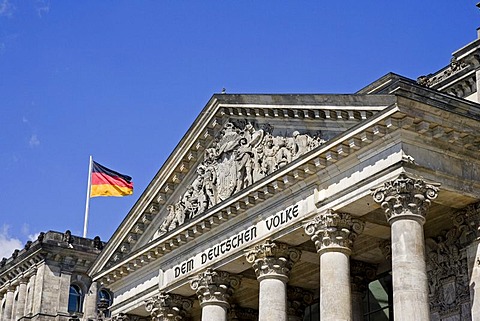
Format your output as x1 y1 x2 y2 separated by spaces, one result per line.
0 1 478 258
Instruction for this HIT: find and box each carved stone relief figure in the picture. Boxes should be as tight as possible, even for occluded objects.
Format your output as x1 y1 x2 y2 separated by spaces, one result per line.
154 121 326 238
426 202 480 320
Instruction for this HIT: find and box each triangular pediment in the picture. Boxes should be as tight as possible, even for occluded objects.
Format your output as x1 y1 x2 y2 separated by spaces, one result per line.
88 93 398 276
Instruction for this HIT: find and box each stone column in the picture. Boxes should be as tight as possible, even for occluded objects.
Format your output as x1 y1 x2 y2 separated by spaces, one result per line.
31 263 46 316
3 285 15 321
245 240 301 321
286 286 314 321
372 173 439 321
15 278 28 320
0 292 4 320
190 269 240 321
83 281 98 320
304 209 364 321
145 293 193 321
25 270 37 316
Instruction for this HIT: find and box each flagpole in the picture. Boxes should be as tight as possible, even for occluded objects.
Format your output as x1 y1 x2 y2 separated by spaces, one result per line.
83 155 93 238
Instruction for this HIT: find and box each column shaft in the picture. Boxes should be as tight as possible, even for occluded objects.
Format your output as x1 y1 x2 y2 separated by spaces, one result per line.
202 304 228 321
3 289 14 321
84 281 98 320
15 281 27 320
258 277 287 321
320 251 351 321
25 272 36 316
390 218 429 320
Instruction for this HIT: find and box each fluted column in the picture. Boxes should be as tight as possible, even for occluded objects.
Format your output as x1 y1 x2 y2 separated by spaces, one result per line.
15 278 28 320
190 269 240 321
304 210 364 321
145 293 193 321
245 240 301 321
372 173 439 321
3 285 14 321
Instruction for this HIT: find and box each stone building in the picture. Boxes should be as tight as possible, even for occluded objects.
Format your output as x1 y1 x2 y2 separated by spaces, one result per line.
86 29 480 321
0 231 109 321
3 29 479 321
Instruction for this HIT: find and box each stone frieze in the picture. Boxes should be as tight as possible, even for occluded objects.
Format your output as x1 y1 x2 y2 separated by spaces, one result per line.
153 121 325 239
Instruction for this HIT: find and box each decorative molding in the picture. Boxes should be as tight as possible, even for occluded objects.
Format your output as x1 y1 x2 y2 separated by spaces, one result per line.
371 173 440 224
145 293 193 321
245 240 301 281
190 269 241 307
379 239 392 261
451 201 480 243
303 209 364 254
417 57 470 88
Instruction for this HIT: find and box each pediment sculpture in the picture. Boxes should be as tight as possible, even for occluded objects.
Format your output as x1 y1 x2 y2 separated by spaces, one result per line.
153 121 326 239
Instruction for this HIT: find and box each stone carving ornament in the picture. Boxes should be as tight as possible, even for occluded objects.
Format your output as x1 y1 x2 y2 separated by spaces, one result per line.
245 240 301 281
190 269 241 306
303 209 364 254
145 293 193 321
371 173 440 223
426 202 480 319
155 122 325 237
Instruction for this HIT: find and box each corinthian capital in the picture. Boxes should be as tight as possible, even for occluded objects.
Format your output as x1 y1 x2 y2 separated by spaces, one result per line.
245 240 301 281
145 293 192 321
190 269 241 307
304 209 364 254
371 173 440 224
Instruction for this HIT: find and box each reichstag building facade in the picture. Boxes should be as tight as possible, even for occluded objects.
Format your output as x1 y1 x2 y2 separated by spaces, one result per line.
2 28 480 321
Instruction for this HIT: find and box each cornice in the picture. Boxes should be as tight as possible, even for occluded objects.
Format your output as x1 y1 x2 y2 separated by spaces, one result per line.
0 248 43 292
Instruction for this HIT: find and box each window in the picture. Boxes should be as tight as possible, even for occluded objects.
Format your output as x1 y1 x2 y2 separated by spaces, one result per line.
97 289 112 317
303 301 320 321
363 272 393 321
68 284 83 313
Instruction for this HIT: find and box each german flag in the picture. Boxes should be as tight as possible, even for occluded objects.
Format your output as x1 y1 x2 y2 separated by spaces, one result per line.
90 161 133 197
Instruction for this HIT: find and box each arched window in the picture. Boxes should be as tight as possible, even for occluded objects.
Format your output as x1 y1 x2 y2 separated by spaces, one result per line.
97 289 112 317
68 284 83 313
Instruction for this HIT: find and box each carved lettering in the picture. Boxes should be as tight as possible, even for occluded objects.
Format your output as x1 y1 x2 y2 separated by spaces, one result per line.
174 259 194 278
265 204 299 231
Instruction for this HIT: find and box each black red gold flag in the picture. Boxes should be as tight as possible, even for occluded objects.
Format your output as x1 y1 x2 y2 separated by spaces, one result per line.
90 161 133 197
